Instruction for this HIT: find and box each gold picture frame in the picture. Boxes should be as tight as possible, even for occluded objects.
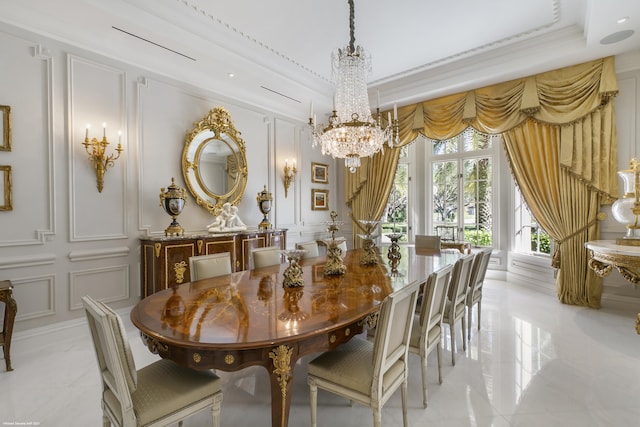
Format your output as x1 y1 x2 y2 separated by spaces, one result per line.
0 165 12 211
312 188 329 211
0 105 11 152
311 162 328 184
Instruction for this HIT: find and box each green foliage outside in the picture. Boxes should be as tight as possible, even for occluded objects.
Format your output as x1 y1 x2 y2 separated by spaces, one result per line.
463 228 492 247
531 230 551 254
381 223 408 242
381 164 409 242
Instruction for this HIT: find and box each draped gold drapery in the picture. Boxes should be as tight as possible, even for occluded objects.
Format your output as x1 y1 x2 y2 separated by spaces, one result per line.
345 56 618 307
346 146 402 247
503 121 605 307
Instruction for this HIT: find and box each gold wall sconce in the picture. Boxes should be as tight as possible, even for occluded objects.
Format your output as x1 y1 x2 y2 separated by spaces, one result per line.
283 158 297 198
83 123 123 193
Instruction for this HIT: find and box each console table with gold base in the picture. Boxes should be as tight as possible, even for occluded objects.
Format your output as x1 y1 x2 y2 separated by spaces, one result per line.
585 240 640 333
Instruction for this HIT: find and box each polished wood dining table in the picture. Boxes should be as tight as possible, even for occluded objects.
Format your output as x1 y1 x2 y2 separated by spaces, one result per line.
130 247 460 427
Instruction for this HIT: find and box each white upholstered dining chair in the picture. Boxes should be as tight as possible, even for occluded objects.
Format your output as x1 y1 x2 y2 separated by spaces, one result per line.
295 240 320 258
81 296 223 427
188 252 233 281
408 264 453 407
250 246 282 269
415 234 441 254
442 253 474 365
466 248 493 339
307 280 421 427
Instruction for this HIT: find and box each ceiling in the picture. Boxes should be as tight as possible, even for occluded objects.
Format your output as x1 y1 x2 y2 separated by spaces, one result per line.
2 0 640 121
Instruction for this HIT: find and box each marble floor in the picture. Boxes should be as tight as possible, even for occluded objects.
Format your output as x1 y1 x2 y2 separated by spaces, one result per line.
2 279 640 427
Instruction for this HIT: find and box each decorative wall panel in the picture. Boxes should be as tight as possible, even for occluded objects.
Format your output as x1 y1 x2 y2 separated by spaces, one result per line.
0 35 54 246
68 55 127 241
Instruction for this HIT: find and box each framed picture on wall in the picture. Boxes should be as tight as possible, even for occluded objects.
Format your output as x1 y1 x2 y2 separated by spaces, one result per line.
0 165 12 211
0 105 11 152
311 162 328 184
311 188 329 210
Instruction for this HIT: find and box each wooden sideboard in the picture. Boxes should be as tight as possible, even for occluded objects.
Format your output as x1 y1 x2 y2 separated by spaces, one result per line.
140 229 286 297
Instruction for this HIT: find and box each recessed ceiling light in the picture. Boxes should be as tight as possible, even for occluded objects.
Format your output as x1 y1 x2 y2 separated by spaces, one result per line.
617 16 630 24
600 29 634 45
228 73 235 78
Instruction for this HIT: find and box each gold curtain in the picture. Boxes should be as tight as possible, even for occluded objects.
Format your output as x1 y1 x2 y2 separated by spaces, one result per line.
503 121 604 307
346 146 401 248
345 56 618 306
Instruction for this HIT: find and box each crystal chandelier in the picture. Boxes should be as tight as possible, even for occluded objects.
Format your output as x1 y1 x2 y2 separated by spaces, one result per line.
309 0 398 173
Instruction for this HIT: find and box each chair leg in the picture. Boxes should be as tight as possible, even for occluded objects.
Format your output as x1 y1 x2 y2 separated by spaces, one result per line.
373 406 382 427
462 314 467 352
401 379 409 427
102 415 110 427
212 393 222 427
477 301 482 331
467 306 472 340
420 354 428 408
310 380 318 427
436 342 443 385
450 322 456 366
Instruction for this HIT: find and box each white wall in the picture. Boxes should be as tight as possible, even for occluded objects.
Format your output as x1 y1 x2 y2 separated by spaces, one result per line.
0 23 342 333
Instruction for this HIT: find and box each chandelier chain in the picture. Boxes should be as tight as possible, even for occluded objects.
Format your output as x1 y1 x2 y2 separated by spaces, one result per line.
348 0 355 53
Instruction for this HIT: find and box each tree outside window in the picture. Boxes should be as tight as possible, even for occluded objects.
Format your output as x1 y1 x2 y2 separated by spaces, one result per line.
430 128 494 247
514 188 551 255
382 163 409 242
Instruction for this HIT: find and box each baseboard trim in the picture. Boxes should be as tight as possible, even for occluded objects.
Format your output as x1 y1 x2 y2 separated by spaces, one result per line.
13 305 135 344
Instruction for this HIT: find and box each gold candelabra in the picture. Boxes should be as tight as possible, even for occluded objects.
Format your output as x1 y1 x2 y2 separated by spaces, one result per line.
283 159 297 198
323 211 347 276
83 123 123 193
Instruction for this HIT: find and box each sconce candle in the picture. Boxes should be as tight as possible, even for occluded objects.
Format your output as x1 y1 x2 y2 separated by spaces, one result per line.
283 158 297 198
83 124 124 193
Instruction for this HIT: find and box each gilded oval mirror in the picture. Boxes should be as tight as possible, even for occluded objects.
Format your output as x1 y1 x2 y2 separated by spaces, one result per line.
182 107 248 216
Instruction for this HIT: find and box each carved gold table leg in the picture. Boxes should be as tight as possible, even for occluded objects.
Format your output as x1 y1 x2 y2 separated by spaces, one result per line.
0 280 17 371
268 344 295 427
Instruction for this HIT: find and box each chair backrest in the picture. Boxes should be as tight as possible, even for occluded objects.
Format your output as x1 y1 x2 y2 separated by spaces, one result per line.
295 241 320 258
337 240 347 256
82 296 137 421
448 254 475 307
250 246 282 269
467 248 492 304
371 281 421 395
435 225 456 242
189 252 233 281
415 235 441 253
419 264 454 331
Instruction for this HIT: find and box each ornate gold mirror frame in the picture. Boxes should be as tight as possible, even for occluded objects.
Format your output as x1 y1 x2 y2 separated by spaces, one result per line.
182 107 248 216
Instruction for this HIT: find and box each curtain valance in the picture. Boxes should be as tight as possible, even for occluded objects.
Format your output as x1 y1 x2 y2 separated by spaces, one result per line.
390 56 618 199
